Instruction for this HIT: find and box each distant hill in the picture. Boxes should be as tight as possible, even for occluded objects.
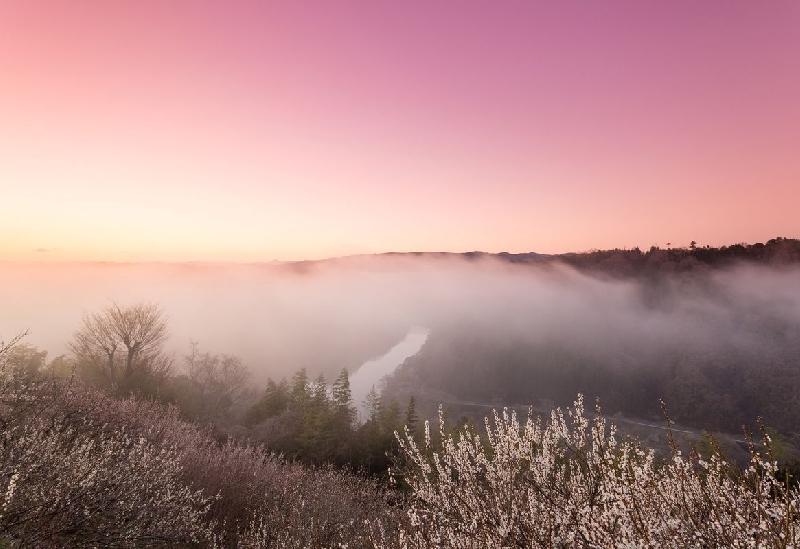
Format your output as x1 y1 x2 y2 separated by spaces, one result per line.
282 236 800 275
550 237 800 277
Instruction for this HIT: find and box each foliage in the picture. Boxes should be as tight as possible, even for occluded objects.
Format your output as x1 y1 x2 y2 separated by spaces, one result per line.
383 289 800 440
550 237 800 276
6 261 800 547
1 337 209 546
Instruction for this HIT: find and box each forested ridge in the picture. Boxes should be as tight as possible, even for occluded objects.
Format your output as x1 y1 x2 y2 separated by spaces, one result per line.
357 236 800 274
383 238 800 447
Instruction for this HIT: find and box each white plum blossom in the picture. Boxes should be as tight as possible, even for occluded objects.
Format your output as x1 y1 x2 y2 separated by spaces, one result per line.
390 396 800 548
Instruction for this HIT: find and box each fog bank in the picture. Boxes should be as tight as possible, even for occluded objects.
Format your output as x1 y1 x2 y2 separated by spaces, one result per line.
1 256 799 388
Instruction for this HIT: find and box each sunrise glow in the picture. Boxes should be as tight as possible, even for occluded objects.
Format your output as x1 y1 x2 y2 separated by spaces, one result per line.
1 1 798 261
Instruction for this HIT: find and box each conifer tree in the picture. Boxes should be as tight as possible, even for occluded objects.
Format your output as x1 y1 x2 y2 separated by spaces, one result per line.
332 368 356 426
364 385 382 423
311 373 328 405
247 377 289 423
404 395 418 437
290 368 309 409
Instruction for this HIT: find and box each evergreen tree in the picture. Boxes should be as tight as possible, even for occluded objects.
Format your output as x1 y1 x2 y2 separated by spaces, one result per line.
364 385 382 423
290 368 309 409
311 373 328 405
332 368 356 427
298 374 333 462
404 395 418 437
381 398 401 434
247 377 289 423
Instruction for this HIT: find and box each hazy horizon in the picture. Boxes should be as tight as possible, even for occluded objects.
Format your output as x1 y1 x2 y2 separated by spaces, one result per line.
1 237 794 265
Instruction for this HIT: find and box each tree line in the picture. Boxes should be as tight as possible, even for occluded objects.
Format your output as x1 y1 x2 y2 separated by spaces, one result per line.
550 236 800 277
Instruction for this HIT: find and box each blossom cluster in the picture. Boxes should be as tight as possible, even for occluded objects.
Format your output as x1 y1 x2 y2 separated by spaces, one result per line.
390 396 799 548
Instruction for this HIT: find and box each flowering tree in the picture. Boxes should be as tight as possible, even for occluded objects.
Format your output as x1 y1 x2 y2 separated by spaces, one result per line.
0 344 212 546
0 419 212 546
392 396 800 548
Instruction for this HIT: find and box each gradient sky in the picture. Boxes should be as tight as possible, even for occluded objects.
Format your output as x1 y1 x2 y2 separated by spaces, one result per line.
1 1 799 262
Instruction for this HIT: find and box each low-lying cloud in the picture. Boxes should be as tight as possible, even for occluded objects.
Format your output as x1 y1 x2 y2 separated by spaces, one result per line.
1 255 799 387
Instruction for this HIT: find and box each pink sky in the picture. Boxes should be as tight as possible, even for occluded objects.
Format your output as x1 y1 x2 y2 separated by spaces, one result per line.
1 1 798 261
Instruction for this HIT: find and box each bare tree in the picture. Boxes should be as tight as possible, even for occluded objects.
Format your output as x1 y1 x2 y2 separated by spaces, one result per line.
0 331 28 362
184 341 251 420
69 302 173 393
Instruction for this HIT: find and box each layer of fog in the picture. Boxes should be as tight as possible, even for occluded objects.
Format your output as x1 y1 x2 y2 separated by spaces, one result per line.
1 255 799 388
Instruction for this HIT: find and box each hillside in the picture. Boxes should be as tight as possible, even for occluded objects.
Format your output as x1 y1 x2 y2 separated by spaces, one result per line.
382 238 800 446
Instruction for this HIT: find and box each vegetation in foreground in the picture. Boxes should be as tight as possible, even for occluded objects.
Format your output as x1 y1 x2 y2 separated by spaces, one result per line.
2 332 799 547
0 332 399 548
390 397 799 548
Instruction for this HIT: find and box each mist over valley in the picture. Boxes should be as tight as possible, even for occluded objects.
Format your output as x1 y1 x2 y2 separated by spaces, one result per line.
4 239 800 441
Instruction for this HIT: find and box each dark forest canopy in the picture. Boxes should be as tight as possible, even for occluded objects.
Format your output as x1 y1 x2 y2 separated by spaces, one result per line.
550 237 800 276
